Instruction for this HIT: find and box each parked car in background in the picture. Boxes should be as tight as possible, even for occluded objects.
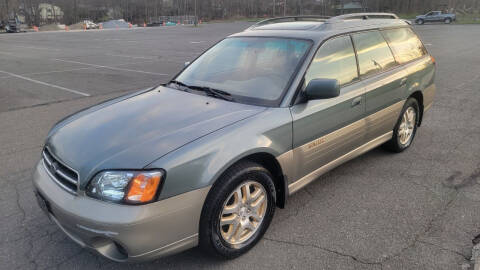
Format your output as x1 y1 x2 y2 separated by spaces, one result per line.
33 13 435 262
5 19 20 33
415 11 456 24
83 20 98 29
147 21 164 27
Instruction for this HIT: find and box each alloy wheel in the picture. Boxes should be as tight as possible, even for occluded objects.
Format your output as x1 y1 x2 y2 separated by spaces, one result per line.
219 181 267 246
398 107 416 145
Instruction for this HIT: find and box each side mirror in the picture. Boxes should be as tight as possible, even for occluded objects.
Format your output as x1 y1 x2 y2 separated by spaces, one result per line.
304 79 340 100
184 61 191 67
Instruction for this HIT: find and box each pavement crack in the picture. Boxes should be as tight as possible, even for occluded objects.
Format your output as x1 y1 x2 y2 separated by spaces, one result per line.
443 169 479 190
14 182 39 270
417 240 470 261
264 237 382 267
303 188 314 198
381 190 459 264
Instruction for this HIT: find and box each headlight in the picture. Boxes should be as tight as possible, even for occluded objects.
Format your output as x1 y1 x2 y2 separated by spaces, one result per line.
86 170 164 204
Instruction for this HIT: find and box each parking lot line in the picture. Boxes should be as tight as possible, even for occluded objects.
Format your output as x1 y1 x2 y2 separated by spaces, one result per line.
0 70 90 97
105 54 152 60
15 45 62 51
54 59 169 76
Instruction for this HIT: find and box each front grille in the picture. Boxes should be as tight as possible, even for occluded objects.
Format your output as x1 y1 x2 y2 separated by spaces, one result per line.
42 148 79 194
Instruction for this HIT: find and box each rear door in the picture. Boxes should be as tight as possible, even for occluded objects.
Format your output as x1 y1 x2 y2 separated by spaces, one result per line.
290 35 366 185
382 27 435 111
351 30 406 142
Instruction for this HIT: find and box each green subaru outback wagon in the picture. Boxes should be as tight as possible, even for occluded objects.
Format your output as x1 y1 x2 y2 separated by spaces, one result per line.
33 13 435 261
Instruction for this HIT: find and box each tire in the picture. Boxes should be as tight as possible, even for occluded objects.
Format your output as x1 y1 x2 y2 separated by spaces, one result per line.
383 98 420 153
416 19 424 25
444 18 452 24
199 161 276 259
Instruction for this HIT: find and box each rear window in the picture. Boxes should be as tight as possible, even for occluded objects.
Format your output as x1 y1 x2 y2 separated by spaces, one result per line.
351 31 397 77
382 28 427 64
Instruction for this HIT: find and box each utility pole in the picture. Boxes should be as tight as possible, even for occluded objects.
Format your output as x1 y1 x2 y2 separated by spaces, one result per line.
284 0 287 16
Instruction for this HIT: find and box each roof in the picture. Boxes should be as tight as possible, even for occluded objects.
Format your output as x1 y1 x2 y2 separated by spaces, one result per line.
252 21 324 31
234 14 409 42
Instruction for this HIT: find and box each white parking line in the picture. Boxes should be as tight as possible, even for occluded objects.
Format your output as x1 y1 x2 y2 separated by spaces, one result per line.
54 59 169 76
0 70 90 97
15 45 62 51
105 54 152 60
24 67 93 76
0 51 31 58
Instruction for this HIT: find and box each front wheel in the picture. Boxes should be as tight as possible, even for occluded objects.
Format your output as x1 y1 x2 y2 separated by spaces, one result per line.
199 161 276 259
444 18 452 24
383 98 419 153
416 19 425 25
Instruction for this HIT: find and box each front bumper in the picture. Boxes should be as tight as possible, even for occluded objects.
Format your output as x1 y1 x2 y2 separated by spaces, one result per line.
33 161 210 262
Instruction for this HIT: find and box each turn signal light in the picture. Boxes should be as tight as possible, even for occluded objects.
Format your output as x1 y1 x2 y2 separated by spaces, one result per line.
125 173 162 203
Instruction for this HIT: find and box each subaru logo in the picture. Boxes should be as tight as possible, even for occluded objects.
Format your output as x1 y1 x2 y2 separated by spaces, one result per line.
50 161 59 173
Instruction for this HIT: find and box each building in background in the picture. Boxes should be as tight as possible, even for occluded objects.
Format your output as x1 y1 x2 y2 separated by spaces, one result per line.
38 3 64 24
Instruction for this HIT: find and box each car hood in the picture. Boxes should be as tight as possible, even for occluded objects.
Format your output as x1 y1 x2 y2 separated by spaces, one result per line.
46 86 265 186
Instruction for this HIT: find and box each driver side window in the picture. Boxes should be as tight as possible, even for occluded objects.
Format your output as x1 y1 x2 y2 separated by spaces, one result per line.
304 36 359 88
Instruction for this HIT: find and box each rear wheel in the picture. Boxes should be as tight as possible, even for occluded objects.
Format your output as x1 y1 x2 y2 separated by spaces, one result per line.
199 161 276 259
444 18 452 24
384 98 419 153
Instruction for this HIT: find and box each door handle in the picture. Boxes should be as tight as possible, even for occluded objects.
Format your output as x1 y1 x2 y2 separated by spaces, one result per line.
400 77 408 86
351 97 362 107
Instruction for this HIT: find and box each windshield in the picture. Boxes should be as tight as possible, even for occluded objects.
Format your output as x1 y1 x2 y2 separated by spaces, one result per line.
173 37 312 106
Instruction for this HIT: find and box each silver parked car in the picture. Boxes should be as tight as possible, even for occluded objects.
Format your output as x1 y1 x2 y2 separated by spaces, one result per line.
33 13 436 262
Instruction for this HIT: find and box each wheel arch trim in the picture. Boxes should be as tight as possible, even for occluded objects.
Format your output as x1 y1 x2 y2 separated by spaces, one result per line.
208 149 289 209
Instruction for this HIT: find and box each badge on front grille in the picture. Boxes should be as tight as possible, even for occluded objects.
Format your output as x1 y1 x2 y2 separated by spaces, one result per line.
50 161 59 174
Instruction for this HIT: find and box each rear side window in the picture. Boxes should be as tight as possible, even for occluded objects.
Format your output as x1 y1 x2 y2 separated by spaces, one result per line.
382 28 427 64
304 36 358 87
352 31 397 77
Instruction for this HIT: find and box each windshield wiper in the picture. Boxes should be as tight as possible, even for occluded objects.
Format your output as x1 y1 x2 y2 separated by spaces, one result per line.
188 85 234 101
168 80 234 102
168 80 190 90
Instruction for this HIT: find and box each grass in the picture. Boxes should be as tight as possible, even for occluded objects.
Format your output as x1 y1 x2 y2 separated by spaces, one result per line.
456 14 480 24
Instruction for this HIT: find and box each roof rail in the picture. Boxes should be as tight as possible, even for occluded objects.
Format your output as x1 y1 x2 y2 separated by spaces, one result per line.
249 15 330 29
328 13 399 22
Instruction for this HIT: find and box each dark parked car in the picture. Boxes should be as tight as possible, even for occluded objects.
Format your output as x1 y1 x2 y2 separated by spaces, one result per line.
147 21 164 27
415 11 456 24
34 13 435 262
5 19 20 33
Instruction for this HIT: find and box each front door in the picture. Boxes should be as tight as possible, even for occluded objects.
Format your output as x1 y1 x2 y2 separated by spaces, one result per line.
290 35 366 185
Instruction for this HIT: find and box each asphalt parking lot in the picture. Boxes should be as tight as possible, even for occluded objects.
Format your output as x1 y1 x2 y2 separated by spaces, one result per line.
1 22 479 270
